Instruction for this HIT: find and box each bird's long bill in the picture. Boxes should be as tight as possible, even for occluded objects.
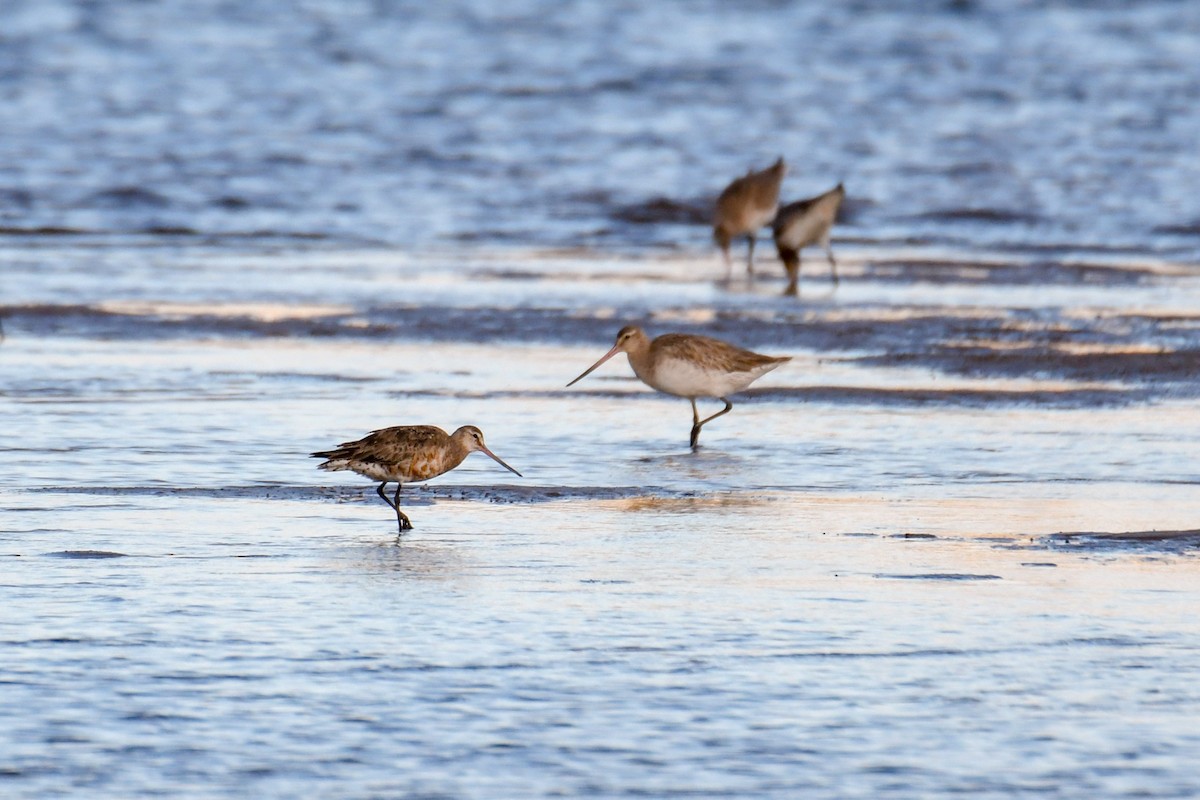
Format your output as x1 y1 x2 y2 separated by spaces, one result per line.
479 446 523 477
566 343 622 387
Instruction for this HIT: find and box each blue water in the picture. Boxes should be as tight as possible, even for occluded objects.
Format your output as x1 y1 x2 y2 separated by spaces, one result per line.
2 0 1199 257
4 2 1200 798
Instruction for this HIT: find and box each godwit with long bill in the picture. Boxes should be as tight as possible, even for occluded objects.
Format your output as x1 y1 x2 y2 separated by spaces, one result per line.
567 325 790 448
312 424 521 535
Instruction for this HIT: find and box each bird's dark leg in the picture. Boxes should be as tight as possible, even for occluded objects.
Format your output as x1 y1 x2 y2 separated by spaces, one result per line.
376 481 397 511
393 483 412 534
746 234 757 277
826 244 839 287
376 482 412 535
690 398 701 448
779 245 800 297
692 398 734 448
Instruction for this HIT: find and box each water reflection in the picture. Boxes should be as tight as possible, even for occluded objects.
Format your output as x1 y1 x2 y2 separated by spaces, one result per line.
339 537 475 583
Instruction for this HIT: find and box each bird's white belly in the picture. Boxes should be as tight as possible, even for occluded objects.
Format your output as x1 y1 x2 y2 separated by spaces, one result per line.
778 215 827 249
642 358 752 398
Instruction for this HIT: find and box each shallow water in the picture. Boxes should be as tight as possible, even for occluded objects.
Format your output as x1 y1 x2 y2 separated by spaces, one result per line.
5 240 1200 798
4 1 1200 797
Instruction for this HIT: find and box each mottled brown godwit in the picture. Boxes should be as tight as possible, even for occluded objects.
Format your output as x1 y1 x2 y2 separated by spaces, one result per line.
713 157 787 279
772 182 845 296
311 425 521 534
567 326 790 448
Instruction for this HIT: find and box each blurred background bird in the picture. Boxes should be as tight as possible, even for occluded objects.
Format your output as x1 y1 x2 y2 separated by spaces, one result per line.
712 157 787 280
773 182 846 296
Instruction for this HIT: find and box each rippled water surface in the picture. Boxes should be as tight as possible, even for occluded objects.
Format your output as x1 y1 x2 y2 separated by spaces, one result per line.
4 2 1200 798
3 0 1200 258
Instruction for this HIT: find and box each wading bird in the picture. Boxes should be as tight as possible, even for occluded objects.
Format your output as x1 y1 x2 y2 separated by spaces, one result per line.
773 182 845 296
713 157 787 279
312 425 521 535
567 325 790 448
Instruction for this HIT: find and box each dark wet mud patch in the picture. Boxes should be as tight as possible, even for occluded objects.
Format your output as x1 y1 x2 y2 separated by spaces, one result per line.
0 227 345 244
561 189 710 228
763 645 1014 661
748 385 1144 409
29 484 701 505
1154 221 1200 236
465 267 686 284
875 573 1002 581
912 207 1042 226
0 225 91 236
609 196 711 226
1085 529 1200 542
1043 529 1200 554
858 346 1200 385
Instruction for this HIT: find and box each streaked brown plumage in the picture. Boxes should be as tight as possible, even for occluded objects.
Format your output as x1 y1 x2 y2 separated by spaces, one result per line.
567 325 790 448
773 182 845 296
713 157 787 279
311 424 521 534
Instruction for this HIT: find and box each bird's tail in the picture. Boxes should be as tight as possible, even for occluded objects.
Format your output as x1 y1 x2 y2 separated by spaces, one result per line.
310 448 350 471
